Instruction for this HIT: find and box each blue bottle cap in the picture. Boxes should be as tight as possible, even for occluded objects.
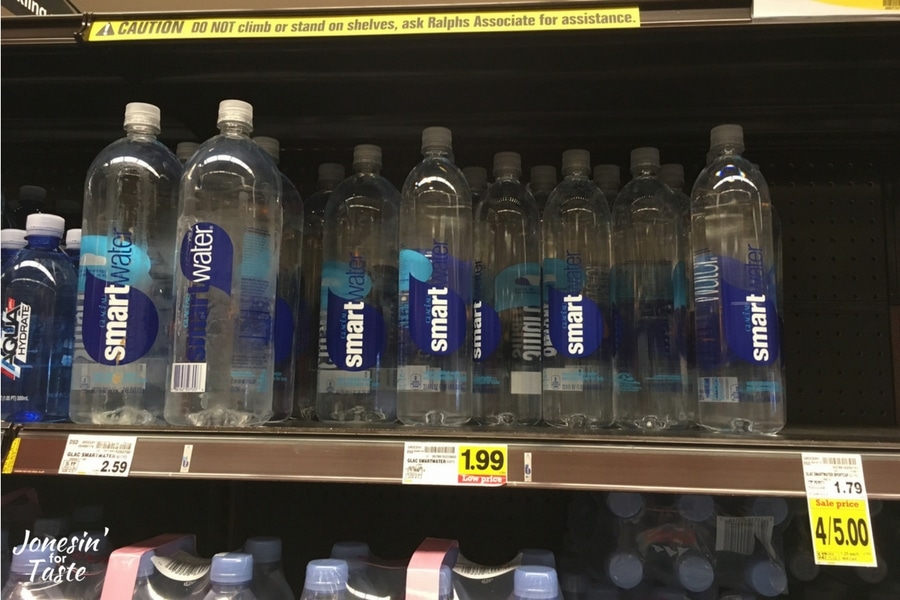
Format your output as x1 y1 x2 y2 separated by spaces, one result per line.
520 548 556 568
210 552 253 584
439 564 453 599
10 544 54 575
513 565 559 599
606 492 643 519
677 495 715 522
749 497 789 526
137 551 156 578
677 553 714 592
607 552 643 590
244 536 282 564
746 559 787 597
304 559 349 593
330 541 370 560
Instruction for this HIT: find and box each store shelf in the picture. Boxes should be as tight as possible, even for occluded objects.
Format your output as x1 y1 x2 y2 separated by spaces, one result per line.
4 423 900 498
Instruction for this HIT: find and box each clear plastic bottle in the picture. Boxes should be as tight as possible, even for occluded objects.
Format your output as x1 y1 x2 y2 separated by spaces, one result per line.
165 99 282 427
611 147 690 430
243 537 294 600
255 135 304 423
295 163 345 420
316 144 399 423
473 151 542 426
464 166 489 206
511 565 560 600
300 559 349 600
397 126 473 426
1 229 26 269
177 141 200 165
204 553 257 600
528 165 557 217
1 544 64 600
690 124 784 434
1 214 77 422
71 102 182 425
439 564 454 600
64 228 81 269
132 551 157 599
592 165 620 209
541 149 613 428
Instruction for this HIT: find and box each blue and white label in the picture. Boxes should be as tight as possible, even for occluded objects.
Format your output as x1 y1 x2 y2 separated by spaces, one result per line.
322 254 385 371
273 296 295 365
544 256 603 358
473 301 501 362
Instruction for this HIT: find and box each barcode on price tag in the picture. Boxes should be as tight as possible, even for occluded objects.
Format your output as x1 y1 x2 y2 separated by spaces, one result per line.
58 434 137 477
402 443 458 485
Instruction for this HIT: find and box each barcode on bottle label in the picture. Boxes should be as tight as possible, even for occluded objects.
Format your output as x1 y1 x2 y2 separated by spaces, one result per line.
171 363 207 392
716 516 775 556
699 377 739 402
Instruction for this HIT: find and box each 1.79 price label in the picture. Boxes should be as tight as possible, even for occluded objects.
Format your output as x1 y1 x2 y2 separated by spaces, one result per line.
457 445 507 485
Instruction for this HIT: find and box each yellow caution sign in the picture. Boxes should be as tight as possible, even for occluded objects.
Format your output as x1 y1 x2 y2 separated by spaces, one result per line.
85 8 640 42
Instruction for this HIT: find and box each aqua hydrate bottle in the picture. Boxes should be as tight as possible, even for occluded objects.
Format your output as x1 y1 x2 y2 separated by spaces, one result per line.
473 151 542 425
165 99 282 427
70 102 181 425
541 149 613 428
64 229 81 269
690 124 784 434
317 144 399 423
397 126 473 426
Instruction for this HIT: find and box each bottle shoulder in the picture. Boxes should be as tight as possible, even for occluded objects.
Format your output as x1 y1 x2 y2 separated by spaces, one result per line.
185 135 282 187
691 156 771 202
87 137 182 181
544 177 608 217
401 157 470 199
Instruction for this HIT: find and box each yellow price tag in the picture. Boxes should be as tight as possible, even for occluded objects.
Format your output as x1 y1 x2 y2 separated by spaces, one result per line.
2 437 22 474
808 498 876 566
457 444 507 485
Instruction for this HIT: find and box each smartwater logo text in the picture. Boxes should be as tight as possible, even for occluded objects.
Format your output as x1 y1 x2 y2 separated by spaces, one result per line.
408 239 469 356
1 298 31 380
324 253 385 371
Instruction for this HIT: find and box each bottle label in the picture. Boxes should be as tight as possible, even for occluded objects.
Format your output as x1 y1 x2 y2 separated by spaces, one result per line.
1 298 31 380
397 366 466 392
544 256 603 358
322 257 385 372
80 232 158 367
400 244 470 356
473 262 541 364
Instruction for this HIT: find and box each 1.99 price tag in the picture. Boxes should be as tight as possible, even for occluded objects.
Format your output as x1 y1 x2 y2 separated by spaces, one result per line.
458 445 507 485
802 452 877 567
402 442 507 486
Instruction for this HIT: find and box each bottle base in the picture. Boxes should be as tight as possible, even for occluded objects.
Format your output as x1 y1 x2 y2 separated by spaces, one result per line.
544 414 614 429
698 402 785 435
90 405 160 426
397 410 471 427
173 407 270 427
475 412 541 427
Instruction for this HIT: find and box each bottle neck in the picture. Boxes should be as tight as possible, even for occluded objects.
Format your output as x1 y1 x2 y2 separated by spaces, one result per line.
632 165 659 178
125 124 159 140
711 143 744 159
353 162 381 175
211 582 250 592
25 235 62 250
423 147 452 160
318 180 341 193
219 121 252 138
494 170 520 181
563 169 588 179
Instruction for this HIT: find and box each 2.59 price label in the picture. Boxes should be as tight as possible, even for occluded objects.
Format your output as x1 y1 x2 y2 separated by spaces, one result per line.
58 434 137 477
802 453 877 567
458 445 507 485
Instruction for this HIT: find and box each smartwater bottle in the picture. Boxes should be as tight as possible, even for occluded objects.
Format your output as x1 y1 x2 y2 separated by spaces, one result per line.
528 165 557 217
300 559 349 600
512 566 560 600
592 165 620 209
691 124 784 434
474 151 542 425
255 135 304 422
317 144 399 423
71 102 181 425
397 126 473 426
64 229 80 269
464 166 489 206
1 545 64 600
166 99 282 427
1 229 26 269
611 147 690 430
1 214 76 422
295 163 345 419
204 553 256 600
542 149 613 428
243 537 293 600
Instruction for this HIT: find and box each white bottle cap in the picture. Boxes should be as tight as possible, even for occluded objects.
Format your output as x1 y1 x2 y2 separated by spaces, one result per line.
319 163 346 183
593 164 620 186
176 142 199 162
65 228 81 249
124 102 161 131
530 165 557 186
254 136 281 163
25 213 65 238
463 166 488 190
421 126 452 153
353 144 382 169
1 229 27 250
493 151 522 177
217 99 253 130
630 147 660 170
710 124 745 153
658 164 685 190
562 149 590 175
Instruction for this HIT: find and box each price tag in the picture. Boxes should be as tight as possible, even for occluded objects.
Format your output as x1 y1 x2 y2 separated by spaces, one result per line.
58 434 137 477
402 442 507 486
802 452 877 567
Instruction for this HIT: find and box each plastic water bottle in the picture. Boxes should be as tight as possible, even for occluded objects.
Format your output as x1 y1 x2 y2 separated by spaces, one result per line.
473 151 542 426
528 165 557 216
1 544 64 599
439 564 454 600
316 144 399 423
204 553 256 600
132 551 157 599
64 229 81 269
397 126 473 426
512 566 560 600
611 147 690 430
295 163 346 419
243 537 294 600
541 149 613 428
1 229 26 269
166 99 282 427
300 559 349 600
690 124 784 434
674 551 714 593
255 135 304 423
592 165 620 208
464 166 489 206
1 214 77 423
177 141 200 164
